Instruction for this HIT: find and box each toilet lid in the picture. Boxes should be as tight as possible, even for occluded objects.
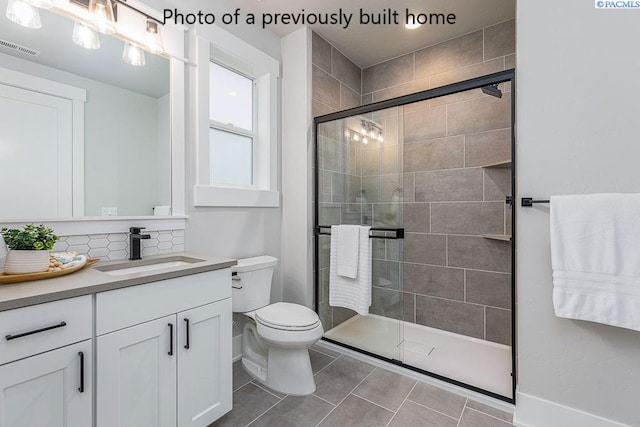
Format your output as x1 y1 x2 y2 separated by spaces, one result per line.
256 302 320 330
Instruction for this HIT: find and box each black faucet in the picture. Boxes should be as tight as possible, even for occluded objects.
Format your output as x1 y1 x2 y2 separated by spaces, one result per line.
129 227 151 260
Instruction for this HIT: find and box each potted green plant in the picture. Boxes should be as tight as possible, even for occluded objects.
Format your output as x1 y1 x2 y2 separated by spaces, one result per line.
0 224 58 274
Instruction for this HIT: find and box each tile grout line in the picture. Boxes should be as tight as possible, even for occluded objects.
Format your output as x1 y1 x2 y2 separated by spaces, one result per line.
245 397 284 427
385 381 418 426
465 406 513 425
313 354 342 377
350 391 400 414
404 396 462 422
250 381 287 400
312 393 338 407
456 398 469 427
314 365 378 426
311 345 342 359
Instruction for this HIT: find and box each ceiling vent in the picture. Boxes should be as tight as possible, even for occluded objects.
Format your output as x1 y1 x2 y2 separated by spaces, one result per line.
0 39 40 57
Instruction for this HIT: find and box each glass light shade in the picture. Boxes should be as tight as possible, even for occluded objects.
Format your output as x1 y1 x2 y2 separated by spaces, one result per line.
122 42 145 66
72 22 100 49
5 0 41 29
144 19 163 54
88 0 116 35
22 0 53 9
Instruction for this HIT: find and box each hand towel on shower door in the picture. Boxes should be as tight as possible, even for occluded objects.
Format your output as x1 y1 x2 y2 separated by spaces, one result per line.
550 193 640 331
329 225 372 315
336 224 361 278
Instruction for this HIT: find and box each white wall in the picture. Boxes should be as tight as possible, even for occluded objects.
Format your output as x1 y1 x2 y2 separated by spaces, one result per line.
516 1 640 426
182 21 283 310
157 93 171 208
145 0 281 61
280 27 314 307
0 53 169 216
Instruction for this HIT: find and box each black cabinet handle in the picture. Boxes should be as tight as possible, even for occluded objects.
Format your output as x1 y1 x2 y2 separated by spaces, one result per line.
184 318 190 350
5 321 67 341
168 323 174 356
78 351 85 393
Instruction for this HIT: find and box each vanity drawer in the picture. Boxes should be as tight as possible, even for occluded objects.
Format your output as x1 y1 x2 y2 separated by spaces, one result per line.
96 268 231 335
0 295 92 365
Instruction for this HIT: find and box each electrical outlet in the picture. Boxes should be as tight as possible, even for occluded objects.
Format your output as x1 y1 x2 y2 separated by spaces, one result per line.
101 207 118 216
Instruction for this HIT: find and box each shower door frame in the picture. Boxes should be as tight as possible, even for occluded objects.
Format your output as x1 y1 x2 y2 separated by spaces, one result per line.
313 69 517 403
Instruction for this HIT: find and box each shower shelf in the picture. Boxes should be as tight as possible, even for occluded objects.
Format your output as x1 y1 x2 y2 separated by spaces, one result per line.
482 160 511 169
482 234 512 242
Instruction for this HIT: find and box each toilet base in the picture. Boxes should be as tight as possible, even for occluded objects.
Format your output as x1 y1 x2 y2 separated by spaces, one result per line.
241 321 317 396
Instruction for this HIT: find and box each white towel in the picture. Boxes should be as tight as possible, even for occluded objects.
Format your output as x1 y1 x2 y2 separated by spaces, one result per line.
550 193 640 331
329 225 372 315
336 225 361 278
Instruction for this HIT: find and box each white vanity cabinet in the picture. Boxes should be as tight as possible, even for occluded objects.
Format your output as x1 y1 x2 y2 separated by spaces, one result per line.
95 269 232 427
0 296 93 427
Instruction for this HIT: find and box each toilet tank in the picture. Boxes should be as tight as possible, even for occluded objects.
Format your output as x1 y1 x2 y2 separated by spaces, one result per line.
231 256 278 313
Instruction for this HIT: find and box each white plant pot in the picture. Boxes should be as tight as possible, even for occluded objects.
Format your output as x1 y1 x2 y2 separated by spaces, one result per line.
4 250 49 274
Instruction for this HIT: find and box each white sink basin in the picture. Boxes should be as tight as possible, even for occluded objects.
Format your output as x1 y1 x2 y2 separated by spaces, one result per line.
100 261 190 276
95 256 205 276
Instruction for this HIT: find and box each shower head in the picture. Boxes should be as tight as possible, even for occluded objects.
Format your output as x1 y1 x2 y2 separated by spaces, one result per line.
481 84 502 98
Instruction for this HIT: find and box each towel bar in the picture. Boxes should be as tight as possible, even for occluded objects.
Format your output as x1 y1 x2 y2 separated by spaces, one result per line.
315 226 404 240
521 197 550 207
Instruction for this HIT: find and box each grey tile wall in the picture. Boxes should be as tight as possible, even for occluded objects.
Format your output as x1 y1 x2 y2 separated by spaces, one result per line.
315 21 515 346
312 31 362 117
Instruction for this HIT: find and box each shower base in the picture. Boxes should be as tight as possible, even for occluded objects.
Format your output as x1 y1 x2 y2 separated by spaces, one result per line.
323 314 512 398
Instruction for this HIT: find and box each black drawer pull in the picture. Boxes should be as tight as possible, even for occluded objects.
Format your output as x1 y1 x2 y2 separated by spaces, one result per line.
184 318 190 350
168 323 174 356
78 351 85 393
5 321 67 341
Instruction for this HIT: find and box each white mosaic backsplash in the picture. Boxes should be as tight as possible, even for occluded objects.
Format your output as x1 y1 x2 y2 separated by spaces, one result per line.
52 230 185 260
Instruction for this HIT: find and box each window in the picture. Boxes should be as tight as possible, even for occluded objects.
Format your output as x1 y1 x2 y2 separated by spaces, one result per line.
209 62 256 187
193 25 280 208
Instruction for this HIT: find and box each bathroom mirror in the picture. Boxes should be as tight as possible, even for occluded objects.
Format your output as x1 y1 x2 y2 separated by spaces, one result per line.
0 3 171 218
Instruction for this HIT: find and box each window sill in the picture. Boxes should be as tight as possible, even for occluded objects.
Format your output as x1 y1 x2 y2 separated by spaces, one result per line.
193 185 280 208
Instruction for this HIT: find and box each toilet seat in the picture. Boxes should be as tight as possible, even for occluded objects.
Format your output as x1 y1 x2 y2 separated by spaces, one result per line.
255 302 321 331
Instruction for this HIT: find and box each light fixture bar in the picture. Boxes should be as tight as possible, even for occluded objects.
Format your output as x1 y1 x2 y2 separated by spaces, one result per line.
112 0 163 25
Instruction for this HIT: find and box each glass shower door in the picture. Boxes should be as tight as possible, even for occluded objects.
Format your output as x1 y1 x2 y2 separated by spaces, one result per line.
316 106 405 361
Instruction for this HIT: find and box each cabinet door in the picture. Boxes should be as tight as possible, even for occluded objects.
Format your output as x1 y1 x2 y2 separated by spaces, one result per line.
177 299 232 427
0 340 92 427
97 315 177 427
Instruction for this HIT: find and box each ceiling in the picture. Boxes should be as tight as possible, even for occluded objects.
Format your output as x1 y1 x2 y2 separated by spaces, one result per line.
0 1 169 98
234 0 515 68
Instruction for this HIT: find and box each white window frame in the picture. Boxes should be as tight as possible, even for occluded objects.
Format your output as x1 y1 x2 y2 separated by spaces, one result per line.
208 61 258 188
194 26 280 208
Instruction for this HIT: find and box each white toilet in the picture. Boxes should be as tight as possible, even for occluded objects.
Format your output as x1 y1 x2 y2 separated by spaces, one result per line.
232 256 323 396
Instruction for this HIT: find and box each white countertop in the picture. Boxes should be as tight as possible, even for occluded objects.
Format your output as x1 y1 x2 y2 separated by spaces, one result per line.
0 253 237 311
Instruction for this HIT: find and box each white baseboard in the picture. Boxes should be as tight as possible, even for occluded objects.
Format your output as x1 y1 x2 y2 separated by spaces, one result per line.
514 390 630 427
232 334 242 362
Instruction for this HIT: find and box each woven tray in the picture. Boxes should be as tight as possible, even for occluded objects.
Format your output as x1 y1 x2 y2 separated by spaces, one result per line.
0 258 99 285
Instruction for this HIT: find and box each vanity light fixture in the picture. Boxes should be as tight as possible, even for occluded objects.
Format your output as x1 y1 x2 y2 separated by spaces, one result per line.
144 18 163 54
5 0 42 29
122 41 145 66
72 21 101 49
88 0 116 35
345 118 384 145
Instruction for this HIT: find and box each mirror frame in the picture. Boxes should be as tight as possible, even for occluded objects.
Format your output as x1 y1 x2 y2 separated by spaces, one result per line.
0 0 187 233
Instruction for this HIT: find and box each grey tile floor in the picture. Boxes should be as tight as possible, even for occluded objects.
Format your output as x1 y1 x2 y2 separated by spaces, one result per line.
212 345 514 427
